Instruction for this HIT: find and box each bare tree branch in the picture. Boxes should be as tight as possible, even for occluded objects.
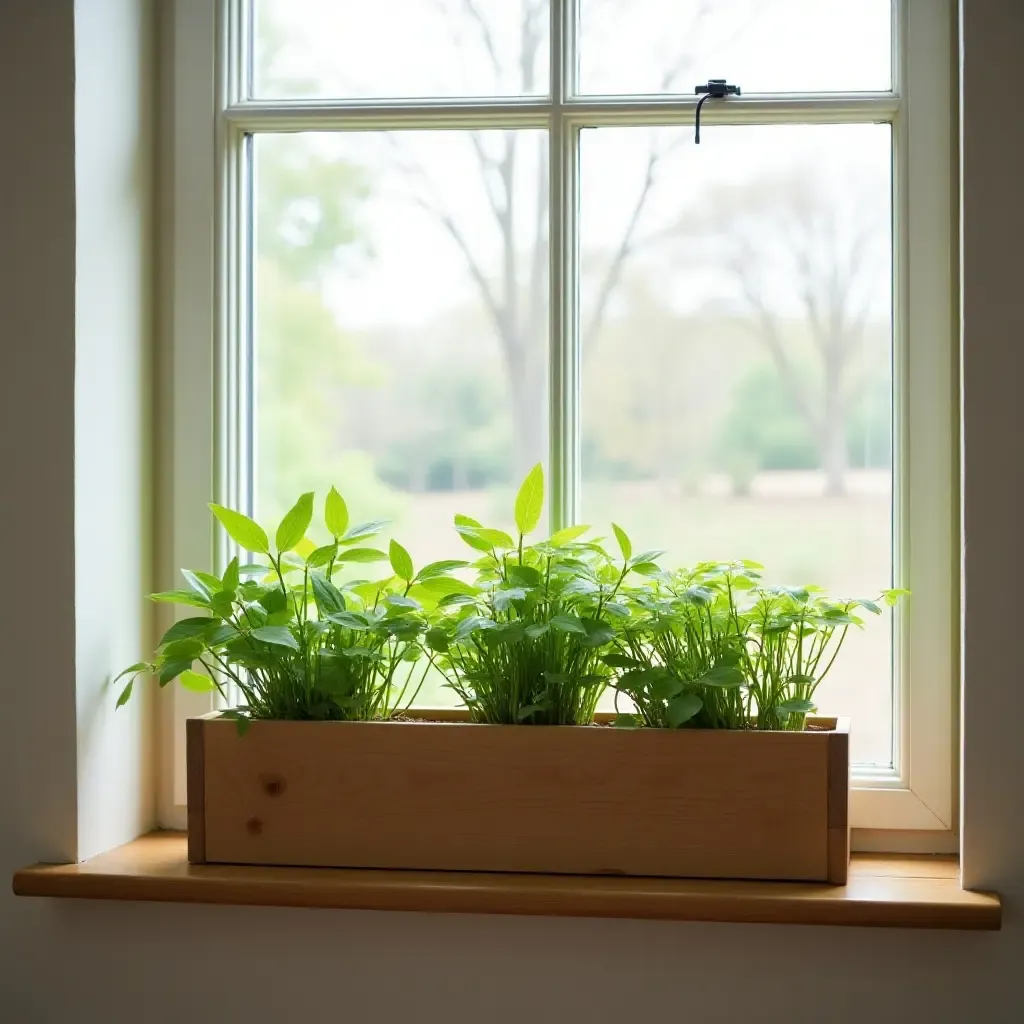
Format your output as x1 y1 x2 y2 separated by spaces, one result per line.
460 0 503 81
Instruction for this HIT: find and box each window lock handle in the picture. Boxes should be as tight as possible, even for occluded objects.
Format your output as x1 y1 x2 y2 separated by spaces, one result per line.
693 79 742 144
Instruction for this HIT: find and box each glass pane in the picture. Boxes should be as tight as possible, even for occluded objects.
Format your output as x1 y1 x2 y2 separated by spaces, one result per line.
580 123 893 764
579 0 891 95
253 130 549 704
253 0 550 99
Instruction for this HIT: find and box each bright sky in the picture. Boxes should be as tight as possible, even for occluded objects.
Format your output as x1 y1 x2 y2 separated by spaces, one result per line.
255 0 893 327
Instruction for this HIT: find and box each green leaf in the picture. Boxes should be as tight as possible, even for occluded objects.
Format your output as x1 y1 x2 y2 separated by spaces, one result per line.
516 703 547 721
258 588 288 614
697 662 746 688
580 619 616 648
493 587 527 612
525 623 550 639
455 615 495 641
385 594 422 610
628 561 663 577
777 698 817 716
238 562 271 577
149 590 211 609
455 525 515 551
336 547 388 564
611 523 632 561
112 662 148 687
251 626 300 650
310 571 345 617
424 627 450 653
389 539 415 582
180 569 213 599
327 611 371 631
506 564 542 587
204 624 239 647
179 669 217 693
602 652 642 669
514 463 544 537
115 679 135 708
209 591 236 619
415 560 469 581
325 486 349 539
275 491 314 553
550 614 587 635
157 618 212 649
613 713 640 729
160 637 205 660
340 519 389 544
209 503 269 554
453 525 493 553
306 543 337 568
158 658 194 686
222 557 240 594
629 550 665 568
548 524 590 546
882 588 910 607
667 693 703 728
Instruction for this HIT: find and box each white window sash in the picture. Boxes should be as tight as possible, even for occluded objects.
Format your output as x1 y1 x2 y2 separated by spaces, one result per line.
159 0 956 838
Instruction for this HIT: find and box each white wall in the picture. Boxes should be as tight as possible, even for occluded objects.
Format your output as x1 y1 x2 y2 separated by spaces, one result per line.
2 1 1023 1021
73 0 155 862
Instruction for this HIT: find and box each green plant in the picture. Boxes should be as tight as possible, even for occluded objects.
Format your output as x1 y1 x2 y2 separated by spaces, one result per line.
425 466 660 725
608 559 906 731
115 467 902 734
114 489 461 725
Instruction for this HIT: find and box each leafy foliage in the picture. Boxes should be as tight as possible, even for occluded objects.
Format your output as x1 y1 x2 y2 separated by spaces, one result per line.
116 490 458 727
117 467 902 732
608 560 903 731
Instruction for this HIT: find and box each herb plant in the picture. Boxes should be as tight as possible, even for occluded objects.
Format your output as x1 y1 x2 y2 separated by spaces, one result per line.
114 489 460 725
607 560 905 731
426 466 657 724
115 467 903 732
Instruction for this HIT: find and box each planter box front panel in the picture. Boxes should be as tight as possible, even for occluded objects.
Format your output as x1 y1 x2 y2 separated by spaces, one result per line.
190 718 848 883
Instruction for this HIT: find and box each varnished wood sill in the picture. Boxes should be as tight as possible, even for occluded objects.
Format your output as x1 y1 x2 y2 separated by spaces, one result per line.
12 832 1000 930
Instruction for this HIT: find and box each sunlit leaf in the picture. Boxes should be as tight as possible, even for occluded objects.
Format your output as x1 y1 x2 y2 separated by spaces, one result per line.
513 463 544 537
611 523 632 561
336 547 388 563
548 524 590 546
389 539 415 582
275 492 314 553
179 669 217 693
325 486 349 539
209 504 269 554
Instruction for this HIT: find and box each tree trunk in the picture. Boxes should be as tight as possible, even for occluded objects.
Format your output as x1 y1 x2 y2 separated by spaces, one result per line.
507 350 546 483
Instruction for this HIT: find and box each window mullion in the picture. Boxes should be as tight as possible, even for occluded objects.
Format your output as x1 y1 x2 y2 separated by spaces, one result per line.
549 0 580 531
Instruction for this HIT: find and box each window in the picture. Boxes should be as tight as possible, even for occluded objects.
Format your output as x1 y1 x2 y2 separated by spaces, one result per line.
162 0 955 836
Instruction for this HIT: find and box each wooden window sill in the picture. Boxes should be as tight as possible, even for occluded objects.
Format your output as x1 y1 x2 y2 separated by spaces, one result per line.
12 832 1000 930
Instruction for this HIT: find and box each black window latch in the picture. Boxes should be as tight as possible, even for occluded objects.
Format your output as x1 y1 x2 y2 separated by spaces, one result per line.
694 79 741 145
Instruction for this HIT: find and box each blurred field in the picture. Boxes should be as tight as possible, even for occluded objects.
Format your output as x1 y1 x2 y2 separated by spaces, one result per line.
387 469 893 766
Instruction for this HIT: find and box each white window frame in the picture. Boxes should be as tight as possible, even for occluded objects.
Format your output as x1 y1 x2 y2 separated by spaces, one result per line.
159 0 956 841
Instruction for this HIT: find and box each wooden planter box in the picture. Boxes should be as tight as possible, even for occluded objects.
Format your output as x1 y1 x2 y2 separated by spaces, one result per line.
187 713 849 884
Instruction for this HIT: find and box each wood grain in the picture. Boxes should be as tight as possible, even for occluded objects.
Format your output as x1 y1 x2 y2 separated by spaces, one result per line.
826 719 850 883
11 833 1001 931
197 717 838 881
185 717 206 864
